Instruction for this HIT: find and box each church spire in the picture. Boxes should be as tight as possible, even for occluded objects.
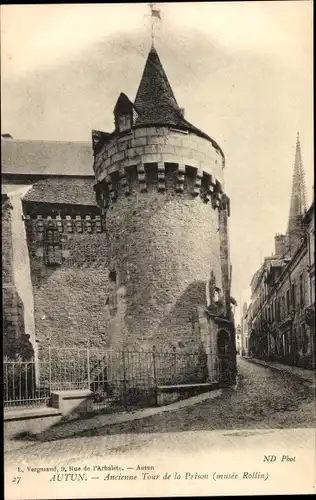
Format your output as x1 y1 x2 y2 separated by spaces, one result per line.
287 131 307 253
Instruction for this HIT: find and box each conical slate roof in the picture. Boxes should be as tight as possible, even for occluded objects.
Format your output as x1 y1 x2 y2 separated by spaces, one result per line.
92 46 224 159
134 46 223 155
134 46 181 126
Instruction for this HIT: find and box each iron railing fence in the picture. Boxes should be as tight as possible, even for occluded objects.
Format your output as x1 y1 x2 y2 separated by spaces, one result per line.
3 357 50 409
4 345 211 411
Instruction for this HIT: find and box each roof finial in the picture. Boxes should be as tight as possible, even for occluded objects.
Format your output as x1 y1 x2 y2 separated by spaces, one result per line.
149 3 161 48
297 130 300 143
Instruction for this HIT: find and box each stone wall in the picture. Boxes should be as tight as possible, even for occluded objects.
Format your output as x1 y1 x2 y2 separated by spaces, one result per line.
24 216 111 350
10 190 36 351
218 197 231 313
2 195 14 286
2 195 22 356
197 306 219 384
2 193 34 359
94 126 225 184
106 193 223 350
94 125 230 357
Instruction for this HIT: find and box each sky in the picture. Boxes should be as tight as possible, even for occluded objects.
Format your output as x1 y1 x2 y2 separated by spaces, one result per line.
1 2 313 323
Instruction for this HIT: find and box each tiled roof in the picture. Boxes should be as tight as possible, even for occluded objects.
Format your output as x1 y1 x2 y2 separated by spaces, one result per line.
133 47 224 156
23 178 97 206
1 138 94 176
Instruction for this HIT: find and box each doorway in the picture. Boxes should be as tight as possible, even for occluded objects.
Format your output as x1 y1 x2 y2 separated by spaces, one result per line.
217 329 234 386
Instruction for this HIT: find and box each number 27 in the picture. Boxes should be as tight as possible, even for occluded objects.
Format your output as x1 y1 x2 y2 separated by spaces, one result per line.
12 477 21 484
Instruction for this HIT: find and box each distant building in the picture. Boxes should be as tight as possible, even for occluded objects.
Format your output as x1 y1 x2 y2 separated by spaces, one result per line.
241 302 250 356
247 134 314 369
235 325 242 354
304 201 315 367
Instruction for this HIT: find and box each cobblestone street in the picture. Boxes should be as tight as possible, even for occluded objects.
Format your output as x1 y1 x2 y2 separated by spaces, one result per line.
5 358 316 465
110 357 315 434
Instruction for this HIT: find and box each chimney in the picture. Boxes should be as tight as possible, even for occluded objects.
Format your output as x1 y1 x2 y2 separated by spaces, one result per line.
274 234 287 257
179 108 185 118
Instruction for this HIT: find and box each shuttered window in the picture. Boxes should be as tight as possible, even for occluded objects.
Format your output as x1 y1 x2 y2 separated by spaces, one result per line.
44 225 62 266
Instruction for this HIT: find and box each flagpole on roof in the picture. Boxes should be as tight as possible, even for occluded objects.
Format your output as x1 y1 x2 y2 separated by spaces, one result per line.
149 3 161 47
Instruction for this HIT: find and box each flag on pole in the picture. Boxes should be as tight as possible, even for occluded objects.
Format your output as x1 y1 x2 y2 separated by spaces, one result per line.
148 4 161 46
151 8 161 19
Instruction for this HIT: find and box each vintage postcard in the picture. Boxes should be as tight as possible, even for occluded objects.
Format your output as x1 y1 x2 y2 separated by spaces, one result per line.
2 2 315 498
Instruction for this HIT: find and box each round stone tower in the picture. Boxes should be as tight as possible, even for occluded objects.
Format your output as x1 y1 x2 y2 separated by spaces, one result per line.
92 46 233 356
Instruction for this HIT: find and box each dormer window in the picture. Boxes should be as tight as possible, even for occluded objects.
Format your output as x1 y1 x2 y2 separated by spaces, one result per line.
118 114 132 132
114 93 138 133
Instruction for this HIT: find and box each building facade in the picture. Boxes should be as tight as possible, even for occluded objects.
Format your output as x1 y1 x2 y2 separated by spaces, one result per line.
241 302 251 356
304 201 315 367
248 242 312 367
235 325 242 354
247 135 314 369
2 45 237 387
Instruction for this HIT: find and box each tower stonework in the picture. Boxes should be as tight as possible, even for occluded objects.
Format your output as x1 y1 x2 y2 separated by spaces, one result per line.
92 47 235 378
